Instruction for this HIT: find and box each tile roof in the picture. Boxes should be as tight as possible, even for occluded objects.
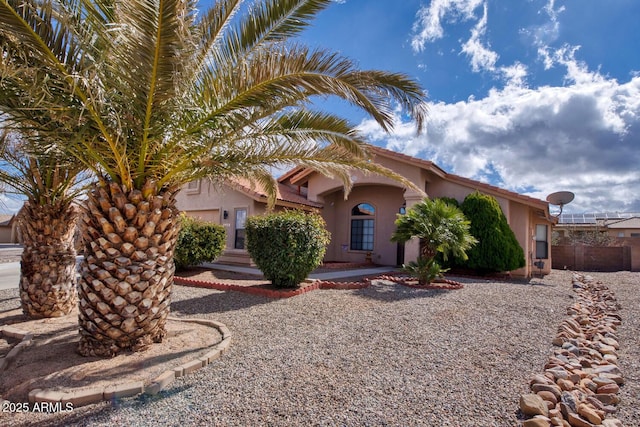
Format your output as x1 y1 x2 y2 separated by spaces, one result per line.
0 214 15 226
229 178 323 209
368 145 549 208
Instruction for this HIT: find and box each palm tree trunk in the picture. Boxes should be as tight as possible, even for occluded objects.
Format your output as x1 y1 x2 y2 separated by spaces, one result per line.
18 201 78 318
77 180 180 357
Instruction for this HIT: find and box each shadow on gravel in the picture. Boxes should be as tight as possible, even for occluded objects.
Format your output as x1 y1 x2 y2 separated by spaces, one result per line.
445 275 559 287
0 295 19 305
31 383 198 427
171 289 272 315
0 312 26 325
353 280 450 302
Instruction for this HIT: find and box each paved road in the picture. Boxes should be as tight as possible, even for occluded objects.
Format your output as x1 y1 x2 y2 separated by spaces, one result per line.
0 245 21 290
0 262 20 290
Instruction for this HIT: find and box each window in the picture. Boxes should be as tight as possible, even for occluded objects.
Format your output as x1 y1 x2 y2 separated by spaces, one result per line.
186 180 200 194
350 203 375 251
234 208 247 249
535 224 548 259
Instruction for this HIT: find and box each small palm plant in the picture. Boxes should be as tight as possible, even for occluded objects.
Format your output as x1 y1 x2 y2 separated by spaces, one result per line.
391 198 477 285
1 0 428 356
0 132 87 318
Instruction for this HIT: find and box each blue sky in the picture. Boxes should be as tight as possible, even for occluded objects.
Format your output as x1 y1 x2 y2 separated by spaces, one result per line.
293 0 640 214
2 0 638 214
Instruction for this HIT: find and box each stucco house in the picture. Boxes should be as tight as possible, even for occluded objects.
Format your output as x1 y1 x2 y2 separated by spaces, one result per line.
176 146 555 278
555 212 640 241
0 214 19 243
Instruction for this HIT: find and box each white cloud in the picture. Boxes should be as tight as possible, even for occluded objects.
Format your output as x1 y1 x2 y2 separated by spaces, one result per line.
0 193 24 214
411 0 484 52
460 2 498 72
501 62 528 88
521 0 564 49
358 73 640 213
412 0 510 80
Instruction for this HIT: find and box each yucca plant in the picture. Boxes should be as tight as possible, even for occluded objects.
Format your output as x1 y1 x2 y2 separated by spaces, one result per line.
0 0 427 356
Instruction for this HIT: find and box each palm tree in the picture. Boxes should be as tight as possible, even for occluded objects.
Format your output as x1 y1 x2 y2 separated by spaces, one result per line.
0 0 428 356
0 2 94 318
391 198 477 284
0 131 86 317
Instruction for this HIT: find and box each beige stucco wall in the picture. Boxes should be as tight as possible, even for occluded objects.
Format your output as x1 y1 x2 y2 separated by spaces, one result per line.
176 180 268 263
0 227 12 243
321 185 405 266
177 157 553 277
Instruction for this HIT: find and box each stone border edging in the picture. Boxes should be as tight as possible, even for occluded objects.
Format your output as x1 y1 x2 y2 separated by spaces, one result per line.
174 276 372 298
174 271 467 297
0 325 33 372
519 273 625 427
375 274 464 290
1 318 231 409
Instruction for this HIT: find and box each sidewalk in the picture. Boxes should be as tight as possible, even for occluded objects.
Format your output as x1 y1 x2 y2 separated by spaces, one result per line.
201 262 398 281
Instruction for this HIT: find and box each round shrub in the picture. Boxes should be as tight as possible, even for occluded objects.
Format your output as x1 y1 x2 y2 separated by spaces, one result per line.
459 191 525 273
246 210 330 288
174 214 226 270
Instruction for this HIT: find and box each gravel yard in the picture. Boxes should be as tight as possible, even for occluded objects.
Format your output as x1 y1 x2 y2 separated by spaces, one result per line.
1 269 639 426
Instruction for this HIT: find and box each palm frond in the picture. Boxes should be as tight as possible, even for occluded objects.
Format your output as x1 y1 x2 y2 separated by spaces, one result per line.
1 0 428 195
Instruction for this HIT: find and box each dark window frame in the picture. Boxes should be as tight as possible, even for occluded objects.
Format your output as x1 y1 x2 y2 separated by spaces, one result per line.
350 203 375 251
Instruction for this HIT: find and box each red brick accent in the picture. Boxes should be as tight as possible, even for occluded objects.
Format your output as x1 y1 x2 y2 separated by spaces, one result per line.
174 273 465 297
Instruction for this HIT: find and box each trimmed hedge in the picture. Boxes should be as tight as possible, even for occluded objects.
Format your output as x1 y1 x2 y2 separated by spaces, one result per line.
459 191 525 273
246 210 330 288
174 214 226 270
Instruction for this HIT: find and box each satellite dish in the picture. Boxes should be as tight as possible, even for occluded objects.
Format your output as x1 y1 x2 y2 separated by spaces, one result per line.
546 191 575 216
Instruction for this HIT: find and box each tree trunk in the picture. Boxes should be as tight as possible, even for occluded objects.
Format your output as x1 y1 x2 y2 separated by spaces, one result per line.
77 180 180 357
18 200 78 318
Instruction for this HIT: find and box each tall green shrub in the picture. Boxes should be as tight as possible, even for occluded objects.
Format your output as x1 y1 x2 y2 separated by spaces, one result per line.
246 210 330 288
459 192 525 273
175 214 226 270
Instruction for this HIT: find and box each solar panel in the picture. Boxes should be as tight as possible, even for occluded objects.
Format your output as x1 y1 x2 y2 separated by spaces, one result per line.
558 212 640 224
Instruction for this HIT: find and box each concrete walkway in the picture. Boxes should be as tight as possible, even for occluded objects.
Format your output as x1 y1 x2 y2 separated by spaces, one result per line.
0 261 398 291
201 262 398 281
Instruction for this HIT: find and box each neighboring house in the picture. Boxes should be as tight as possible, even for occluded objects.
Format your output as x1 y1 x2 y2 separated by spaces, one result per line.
553 212 640 272
176 146 556 278
0 214 19 243
554 212 640 242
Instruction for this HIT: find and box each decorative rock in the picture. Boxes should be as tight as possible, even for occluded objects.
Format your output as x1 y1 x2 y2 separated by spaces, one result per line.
592 376 616 387
593 393 620 406
532 374 555 386
547 367 569 380
592 364 622 376
557 379 574 391
561 392 578 415
549 417 564 426
598 373 624 385
520 394 549 417
523 416 551 427
537 390 558 405
596 383 619 394
579 378 598 393
520 275 624 427
532 383 562 400
577 404 602 425
566 413 595 427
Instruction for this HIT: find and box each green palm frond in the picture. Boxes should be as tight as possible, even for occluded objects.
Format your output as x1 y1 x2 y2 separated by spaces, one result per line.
0 129 89 205
0 0 428 196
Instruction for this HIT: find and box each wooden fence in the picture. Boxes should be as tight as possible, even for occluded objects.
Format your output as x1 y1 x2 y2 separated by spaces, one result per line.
552 241 640 272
